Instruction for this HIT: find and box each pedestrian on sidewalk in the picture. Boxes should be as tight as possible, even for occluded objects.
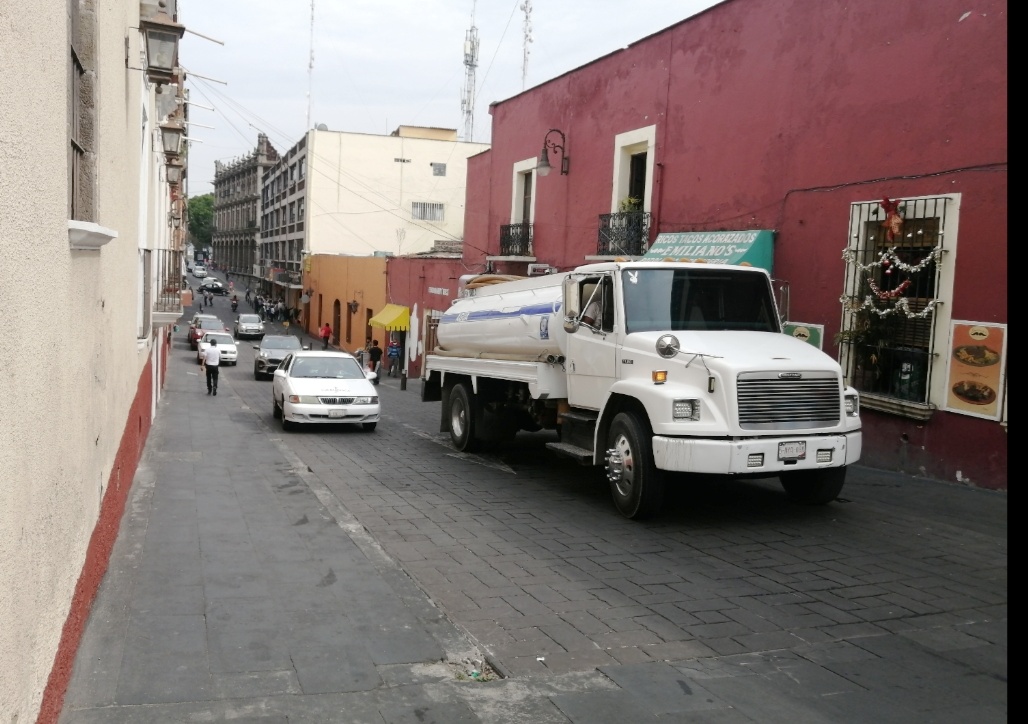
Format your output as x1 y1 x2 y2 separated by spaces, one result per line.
320 323 332 350
368 340 383 384
387 337 401 377
201 338 221 396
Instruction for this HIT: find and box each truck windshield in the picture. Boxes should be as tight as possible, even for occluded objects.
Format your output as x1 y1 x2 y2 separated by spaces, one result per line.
621 268 780 333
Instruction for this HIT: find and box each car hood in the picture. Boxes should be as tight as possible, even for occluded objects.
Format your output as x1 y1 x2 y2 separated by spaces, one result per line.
285 378 376 396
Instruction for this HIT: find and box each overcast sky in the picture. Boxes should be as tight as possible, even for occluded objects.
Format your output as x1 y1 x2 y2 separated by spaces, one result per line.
179 0 722 196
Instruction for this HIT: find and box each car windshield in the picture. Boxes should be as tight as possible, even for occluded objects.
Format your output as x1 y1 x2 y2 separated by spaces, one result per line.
204 333 234 345
198 319 224 329
238 315 261 324
261 337 302 350
290 357 366 379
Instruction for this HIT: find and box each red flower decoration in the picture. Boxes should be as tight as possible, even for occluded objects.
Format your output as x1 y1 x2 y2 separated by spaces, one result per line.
879 197 903 241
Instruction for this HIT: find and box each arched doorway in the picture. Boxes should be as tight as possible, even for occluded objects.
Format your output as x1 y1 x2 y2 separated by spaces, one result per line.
332 299 341 345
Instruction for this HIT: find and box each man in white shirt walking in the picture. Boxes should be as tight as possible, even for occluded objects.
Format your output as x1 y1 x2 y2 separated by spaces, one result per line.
202 338 222 396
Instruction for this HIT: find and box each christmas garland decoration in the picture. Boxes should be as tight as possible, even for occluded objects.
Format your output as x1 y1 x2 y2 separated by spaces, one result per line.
838 197 945 320
841 245 944 273
866 277 910 299
840 294 942 319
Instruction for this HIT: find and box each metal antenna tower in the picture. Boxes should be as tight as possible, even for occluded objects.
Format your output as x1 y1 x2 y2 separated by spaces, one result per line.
306 0 315 130
521 0 533 91
460 1 479 142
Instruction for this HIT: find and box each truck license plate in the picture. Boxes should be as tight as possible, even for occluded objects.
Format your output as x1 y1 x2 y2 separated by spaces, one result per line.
329 410 345 419
778 441 806 460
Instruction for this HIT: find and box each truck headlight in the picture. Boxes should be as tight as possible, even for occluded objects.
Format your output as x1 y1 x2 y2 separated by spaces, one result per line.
845 393 859 416
673 399 701 421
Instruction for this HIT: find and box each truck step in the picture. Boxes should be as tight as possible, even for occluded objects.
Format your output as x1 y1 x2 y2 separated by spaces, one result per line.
545 441 594 465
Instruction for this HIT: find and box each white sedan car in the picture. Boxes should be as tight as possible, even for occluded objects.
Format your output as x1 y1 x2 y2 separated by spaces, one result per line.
272 351 379 432
196 332 239 366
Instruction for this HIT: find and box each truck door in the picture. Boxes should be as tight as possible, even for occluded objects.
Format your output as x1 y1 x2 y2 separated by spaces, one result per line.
567 274 617 408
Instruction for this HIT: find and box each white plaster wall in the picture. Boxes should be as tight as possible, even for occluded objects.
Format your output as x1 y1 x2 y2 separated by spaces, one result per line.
0 0 156 719
307 130 489 256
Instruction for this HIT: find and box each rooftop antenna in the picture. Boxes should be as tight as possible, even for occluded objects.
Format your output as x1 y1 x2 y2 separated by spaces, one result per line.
306 0 315 130
521 0 533 91
460 0 479 142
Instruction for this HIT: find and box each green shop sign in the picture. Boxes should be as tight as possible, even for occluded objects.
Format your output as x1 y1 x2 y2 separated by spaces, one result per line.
642 230 775 273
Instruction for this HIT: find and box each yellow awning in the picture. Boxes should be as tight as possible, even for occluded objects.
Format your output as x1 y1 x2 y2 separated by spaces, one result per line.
368 303 410 331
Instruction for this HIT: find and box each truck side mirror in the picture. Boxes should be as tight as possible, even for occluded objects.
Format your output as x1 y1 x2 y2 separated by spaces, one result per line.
562 276 582 333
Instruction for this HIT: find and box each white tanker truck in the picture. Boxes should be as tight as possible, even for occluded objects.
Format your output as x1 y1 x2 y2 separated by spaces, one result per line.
421 261 862 519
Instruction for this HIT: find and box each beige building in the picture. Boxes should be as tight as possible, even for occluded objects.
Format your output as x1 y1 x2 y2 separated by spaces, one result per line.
259 126 489 306
0 0 189 719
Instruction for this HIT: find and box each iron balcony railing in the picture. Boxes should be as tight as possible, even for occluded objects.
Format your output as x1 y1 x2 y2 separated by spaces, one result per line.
499 222 533 256
154 248 184 315
597 211 651 256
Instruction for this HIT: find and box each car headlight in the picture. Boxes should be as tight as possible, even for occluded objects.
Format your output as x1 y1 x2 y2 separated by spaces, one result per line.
352 396 378 405
288 395 321 404
672 398 701 421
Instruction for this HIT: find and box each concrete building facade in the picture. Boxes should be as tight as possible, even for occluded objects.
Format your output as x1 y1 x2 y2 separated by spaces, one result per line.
0 0 190 720
212 133 279 288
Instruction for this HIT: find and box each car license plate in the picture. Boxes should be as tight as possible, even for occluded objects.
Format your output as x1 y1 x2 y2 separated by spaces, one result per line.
328 410 345 419
778 441 806 461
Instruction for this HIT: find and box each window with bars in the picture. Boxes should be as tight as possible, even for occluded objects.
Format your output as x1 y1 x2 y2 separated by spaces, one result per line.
839 196 950 412
412 202 445 221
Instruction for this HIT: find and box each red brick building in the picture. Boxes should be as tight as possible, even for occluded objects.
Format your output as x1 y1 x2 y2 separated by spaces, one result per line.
389 0 1007 488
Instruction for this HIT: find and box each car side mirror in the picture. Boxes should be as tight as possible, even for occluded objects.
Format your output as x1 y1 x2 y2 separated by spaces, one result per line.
253 345 260 350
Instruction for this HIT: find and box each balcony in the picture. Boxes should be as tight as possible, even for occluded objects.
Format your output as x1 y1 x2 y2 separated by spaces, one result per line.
498 222 534 256
153 248 185 324
597 211 651 257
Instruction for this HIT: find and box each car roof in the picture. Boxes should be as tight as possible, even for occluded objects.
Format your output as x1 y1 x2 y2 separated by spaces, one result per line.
288 350 358 360
198 318 225 326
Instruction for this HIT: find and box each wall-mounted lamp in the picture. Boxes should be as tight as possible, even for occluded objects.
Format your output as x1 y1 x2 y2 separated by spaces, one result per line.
169 211 181 228
160 120 184 157
536 128 569 176
347 300 360 314
166 159 184 185
140 1 185 85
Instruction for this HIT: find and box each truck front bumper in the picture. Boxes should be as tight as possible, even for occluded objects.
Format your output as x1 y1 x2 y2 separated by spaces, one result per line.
652 432 861 475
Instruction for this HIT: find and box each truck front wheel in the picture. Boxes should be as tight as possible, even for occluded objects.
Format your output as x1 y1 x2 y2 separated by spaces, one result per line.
780 467 846 504
449 383 480 452
606 412 664 519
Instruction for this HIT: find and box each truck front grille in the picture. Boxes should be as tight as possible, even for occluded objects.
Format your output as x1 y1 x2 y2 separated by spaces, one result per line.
737 372 842 430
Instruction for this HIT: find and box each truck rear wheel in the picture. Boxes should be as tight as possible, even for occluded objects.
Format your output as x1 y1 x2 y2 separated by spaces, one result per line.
780 467 846 504
606 412 664 519
449 383 480 452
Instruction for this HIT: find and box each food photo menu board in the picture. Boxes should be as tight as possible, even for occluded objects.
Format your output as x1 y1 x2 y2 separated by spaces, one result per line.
945 321 1006 420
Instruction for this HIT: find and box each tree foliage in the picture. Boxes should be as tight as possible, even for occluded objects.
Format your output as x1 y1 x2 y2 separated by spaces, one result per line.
188 193 214 251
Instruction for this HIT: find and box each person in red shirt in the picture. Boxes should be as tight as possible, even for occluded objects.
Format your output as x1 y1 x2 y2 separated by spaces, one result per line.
320 323 332 350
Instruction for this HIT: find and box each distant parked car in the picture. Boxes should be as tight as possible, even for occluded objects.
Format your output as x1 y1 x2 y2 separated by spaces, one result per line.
187 313 219 342
272 350 380 432
190 317 228 349
196 332 239 366
234 313 265 340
